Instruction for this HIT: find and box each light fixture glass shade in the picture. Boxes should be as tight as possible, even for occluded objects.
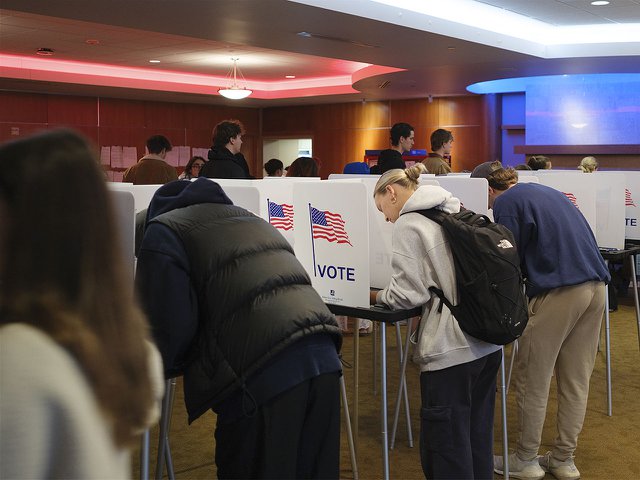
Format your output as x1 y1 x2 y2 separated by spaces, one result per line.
218 58 252 99
218 87 252 100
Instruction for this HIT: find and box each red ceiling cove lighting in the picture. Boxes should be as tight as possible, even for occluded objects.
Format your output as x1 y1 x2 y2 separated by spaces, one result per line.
0 53 404 100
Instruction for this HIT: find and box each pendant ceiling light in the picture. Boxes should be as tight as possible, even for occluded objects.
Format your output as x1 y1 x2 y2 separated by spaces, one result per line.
218 58 252 100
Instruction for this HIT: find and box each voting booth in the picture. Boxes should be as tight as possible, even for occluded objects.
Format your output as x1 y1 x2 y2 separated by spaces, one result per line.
516 173 540 184
328 176 396 289
260 177 320 247
534 172 626 250
107 183 163 213
293 181 370 307
217 177 322 247
109 190 136 281
624 171 640 242
428 176 490 215
608 171 640 243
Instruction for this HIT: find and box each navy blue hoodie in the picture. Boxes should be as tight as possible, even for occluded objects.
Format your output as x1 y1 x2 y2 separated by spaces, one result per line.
493 182 610 297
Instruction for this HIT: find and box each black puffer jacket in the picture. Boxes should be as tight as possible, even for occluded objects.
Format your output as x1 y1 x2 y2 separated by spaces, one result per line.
136 179 341 422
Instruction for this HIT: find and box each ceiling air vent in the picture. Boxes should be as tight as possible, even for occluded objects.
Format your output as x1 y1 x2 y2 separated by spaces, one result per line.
36 48 54 56
296 31 379 48
378 80 391 89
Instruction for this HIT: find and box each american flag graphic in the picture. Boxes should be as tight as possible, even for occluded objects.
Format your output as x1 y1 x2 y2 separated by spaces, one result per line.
625 189 636 207
310 206 352 246
268 201 294 230
562 192 579 208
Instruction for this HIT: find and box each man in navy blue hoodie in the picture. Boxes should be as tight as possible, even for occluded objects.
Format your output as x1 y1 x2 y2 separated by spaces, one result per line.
472 162 609 480
135 178 342 479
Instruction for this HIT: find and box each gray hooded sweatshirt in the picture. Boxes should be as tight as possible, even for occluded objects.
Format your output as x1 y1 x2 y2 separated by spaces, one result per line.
376 185 501 372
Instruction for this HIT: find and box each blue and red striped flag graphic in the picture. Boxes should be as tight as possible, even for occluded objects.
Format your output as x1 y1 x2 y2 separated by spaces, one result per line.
310 206 352 246
625 188 636 207
268 201 294 230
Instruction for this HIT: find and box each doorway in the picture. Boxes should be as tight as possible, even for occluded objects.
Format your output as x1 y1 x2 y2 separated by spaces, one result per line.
263 138 313 174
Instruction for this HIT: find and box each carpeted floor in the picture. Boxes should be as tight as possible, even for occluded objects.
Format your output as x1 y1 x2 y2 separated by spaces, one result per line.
132 300 640 479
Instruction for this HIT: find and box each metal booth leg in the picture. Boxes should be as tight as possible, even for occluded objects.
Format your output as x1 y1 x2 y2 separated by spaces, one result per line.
380 323 390 480
629 254 640 350
506 340 518 395
140 429 150 480
500 346 510 480
340 375 359 480
604 269 612 417
156 377 177 480
390 319 414 450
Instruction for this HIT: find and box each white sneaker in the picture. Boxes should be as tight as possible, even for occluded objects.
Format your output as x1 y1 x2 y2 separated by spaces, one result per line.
538 451 581 480
494 453 546 480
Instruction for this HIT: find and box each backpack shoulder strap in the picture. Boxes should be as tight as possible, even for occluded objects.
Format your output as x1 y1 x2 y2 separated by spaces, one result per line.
399 208 455 312
403 208 448 224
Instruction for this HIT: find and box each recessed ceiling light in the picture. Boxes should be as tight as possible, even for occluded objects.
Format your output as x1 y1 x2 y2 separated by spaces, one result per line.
447 46 456 51
285 75 296 79
85 39 100 45
149 60 161 63
591 1 610 5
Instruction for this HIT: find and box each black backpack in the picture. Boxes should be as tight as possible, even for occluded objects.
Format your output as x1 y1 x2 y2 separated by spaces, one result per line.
408 208 528 345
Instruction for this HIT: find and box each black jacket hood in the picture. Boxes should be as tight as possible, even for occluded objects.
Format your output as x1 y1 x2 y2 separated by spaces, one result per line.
147 178 233 221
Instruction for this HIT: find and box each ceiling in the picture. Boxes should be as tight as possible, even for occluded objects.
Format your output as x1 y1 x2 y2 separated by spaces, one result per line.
1 0 639 107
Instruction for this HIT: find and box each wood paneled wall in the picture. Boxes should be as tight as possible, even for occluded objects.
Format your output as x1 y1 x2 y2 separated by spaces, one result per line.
0 92 261 176
0 91 491 178
262 96 491 177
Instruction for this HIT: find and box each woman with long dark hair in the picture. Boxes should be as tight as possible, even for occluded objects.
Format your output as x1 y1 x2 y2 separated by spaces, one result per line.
286 156 319 177
0 129 162 478
179 155 206 180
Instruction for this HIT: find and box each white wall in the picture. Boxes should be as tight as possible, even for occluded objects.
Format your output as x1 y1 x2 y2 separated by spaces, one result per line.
263 138 312 169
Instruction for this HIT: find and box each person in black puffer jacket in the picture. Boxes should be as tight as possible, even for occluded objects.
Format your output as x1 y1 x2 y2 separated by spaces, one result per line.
136 178 342 479
200 119 253 179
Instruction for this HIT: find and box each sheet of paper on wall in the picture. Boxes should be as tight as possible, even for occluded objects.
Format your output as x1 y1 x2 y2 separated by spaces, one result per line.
165 149 180 167
110 146 124 169
111 171 124 182
100 146 111 167
122 146 137 168
177 146 191 166
192 148 209 159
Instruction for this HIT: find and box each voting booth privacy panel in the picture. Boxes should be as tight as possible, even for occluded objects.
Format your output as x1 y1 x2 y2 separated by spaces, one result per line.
215 177 322 247
328 176 395 290
108 183 163 214
107 171 637 311
624 171 640 241
534 171 626 250
293 182 370 308
326 176 443 290
109 190 136 282
216 178 373 308
327 175 489 290
427 176 490 216
516 173 540 184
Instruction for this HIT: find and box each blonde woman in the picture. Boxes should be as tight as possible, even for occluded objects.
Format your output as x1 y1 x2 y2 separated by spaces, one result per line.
371 164 501 479
578 156 598 173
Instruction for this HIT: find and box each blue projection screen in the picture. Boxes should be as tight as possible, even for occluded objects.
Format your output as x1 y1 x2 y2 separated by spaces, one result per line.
526 80 640 146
